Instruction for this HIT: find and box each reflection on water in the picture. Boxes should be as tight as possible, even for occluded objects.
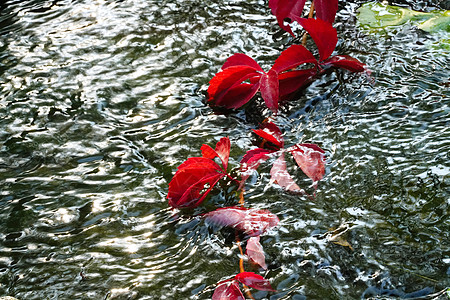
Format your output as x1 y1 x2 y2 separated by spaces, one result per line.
0 0 449 299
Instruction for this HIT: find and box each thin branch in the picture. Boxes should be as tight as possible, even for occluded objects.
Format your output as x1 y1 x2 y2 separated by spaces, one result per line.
302 1 315 46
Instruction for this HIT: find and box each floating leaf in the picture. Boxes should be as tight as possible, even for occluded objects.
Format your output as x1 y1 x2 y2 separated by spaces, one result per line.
252 122 284 149
314 0 339 24
168 138 232 209
269 0 307 36
295 18 338 61
213 281 244 300
222 53 264 71
235 272 276 291
204 207 279 237
260 69 280 113
357 2 450 33
201 137 231 171
246 236 267 270
321 55 367 73
271 44 317 74
207 66 261 108
278 68 317 99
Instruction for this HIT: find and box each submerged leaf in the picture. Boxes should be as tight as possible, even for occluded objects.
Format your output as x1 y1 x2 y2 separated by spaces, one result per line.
235 272 275 291
246 236 267 270
213 281 244 300
240 148 274 189
270 152 302 193
204 207 279 237
288 143 326 182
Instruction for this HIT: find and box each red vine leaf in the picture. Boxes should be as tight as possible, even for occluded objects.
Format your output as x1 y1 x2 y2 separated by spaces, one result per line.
168 138 232 209
239 148 274 189
212 281 244 300
288 143 326 182
207 66 261 108
270 152 302 193
278 68 317 99
252 122 284 149
204 207 279 237
246 236 267 270
235 272 276 291
222 53 264 71
321 55 367 73
269 0 307 36
314 0 339 24
260 69 280 113
295 18 337 62
201 137 231 171
168 158 226 208
271 44 317 74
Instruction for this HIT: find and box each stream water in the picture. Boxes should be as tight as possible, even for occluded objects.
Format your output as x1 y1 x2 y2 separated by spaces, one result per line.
0 0 449 299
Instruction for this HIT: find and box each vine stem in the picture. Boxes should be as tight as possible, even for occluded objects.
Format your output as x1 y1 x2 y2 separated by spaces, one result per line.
236 232 255 300
301 1 315 46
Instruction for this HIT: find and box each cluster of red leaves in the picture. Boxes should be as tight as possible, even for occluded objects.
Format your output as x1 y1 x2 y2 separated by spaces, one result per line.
269 0 339 36
240 122 325 193
207 18 366 113
213 272 275 300
167 137 230 208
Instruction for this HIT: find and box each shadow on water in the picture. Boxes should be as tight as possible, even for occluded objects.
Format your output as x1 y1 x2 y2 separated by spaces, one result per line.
0 0 449 299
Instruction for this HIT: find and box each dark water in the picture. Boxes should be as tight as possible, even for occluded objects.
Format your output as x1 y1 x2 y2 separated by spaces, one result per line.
0 0 449 299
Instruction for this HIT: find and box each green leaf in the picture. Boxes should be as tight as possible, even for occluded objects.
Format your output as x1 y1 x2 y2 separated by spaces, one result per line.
417 11 450 33
357 2 450 33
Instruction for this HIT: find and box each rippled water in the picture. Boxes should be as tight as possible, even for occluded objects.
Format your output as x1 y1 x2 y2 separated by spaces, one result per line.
0 0 449 299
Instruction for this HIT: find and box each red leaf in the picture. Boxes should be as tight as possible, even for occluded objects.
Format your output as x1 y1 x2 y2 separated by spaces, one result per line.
240 148 274 188
213 281 244 300
314 0 339 24
215 82 260 109
168 139 231 208
201 137 231 171
235 272 275 291
260 69 279 113
269 0 307 36
288 143 326 182
321 55 367 73
252 122 284 149
278 68 317 99
294 18 337 62
204 207 279 237
271 45 317 74
270 152 302 193
246 236 267 270
168 163 225 208
207 66 261 105
222 53 263 71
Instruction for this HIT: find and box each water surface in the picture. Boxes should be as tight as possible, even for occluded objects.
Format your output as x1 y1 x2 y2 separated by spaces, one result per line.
0 0 449 299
